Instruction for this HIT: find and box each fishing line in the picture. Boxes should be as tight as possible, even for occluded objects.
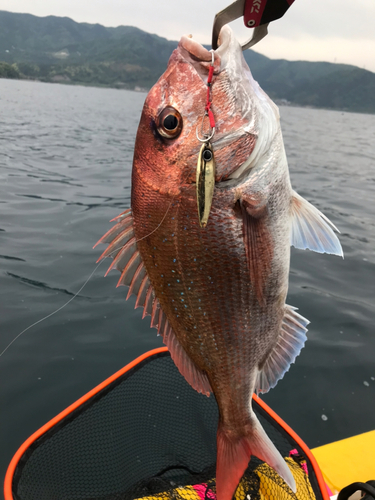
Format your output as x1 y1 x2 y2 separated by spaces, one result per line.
1 170 191 359
134 201 172 243
134 168 192 244
0 260 106 358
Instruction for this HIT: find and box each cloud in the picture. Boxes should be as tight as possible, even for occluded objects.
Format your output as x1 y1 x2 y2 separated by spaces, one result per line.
267 0 375 40
0 0 374 71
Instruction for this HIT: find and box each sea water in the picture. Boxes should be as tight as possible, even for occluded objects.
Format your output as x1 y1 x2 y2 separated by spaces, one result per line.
1 78 374 482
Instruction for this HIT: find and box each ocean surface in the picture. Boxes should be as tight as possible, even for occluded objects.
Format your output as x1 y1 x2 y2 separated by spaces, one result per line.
1 78 374 486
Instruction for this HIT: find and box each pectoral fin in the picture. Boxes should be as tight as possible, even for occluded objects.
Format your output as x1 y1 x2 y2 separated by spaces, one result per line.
241 202 273 304
291 191 343 256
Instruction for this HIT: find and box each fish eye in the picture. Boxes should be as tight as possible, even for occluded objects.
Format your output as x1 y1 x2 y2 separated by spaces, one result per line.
157 106 183 139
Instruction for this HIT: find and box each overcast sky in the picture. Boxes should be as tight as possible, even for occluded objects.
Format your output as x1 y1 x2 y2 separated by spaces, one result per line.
1 0 375 72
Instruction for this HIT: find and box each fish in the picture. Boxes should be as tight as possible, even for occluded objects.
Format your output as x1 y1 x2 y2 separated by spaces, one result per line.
95 25 343 500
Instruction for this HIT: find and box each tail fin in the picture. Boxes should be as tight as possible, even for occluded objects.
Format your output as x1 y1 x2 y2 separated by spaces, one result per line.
216 415 296 500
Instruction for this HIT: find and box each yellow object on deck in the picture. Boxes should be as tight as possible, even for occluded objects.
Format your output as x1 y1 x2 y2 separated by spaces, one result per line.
136 458 316 500
312 430 375 495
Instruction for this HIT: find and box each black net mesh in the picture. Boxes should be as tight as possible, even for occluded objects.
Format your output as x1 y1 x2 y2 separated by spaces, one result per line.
11 351 321 500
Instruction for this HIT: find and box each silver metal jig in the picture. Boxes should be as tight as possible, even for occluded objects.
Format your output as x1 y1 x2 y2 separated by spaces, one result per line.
196 142 216 227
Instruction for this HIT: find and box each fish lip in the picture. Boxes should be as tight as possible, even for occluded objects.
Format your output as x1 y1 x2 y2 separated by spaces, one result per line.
179 25 232 59
179 36 213 62
178 26 233 70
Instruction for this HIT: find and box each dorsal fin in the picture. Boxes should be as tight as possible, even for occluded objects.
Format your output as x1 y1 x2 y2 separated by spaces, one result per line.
93 210 132 248
105 237 137 276
95 210 151 318
110 208 132 222
95 210 211 397
143 287 154 318
151 298 160 328
117 251 142 287
135 274 151 309
126 263 147 299
96 228 135 263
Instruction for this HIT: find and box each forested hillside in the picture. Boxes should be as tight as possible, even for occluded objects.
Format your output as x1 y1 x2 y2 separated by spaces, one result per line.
1 10 374 113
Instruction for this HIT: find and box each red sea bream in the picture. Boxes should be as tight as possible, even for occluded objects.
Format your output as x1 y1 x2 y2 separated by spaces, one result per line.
96 25 342 500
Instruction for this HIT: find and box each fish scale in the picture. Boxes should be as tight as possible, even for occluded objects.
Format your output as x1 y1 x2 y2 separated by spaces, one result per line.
133 184 277 408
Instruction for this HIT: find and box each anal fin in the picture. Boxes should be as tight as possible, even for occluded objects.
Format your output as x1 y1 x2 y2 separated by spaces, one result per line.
256 304 309 394
163 325 212 397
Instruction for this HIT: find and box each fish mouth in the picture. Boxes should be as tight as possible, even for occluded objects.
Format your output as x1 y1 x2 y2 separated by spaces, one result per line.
179 27 257 185
179 27 260 221
177 36 220 82
179 35 213 63
179 25 233 75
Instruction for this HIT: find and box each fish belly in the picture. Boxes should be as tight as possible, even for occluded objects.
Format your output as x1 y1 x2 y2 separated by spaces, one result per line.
132 178 296 496
132 181 288 413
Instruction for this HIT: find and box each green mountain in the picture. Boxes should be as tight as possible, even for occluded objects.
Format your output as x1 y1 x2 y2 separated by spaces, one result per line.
1 10 374 113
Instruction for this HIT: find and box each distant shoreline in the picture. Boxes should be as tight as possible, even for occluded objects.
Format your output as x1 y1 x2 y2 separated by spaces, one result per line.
2 73 373 116
0 63 148 92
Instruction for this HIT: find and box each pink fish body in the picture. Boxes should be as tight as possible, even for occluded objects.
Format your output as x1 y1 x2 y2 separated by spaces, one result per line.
96 26 342 500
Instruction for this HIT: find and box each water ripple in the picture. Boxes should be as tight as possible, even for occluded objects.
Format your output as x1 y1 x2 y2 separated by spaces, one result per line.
6 272 90 299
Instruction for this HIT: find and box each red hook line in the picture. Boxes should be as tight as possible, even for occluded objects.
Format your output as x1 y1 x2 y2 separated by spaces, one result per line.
205 63 215 129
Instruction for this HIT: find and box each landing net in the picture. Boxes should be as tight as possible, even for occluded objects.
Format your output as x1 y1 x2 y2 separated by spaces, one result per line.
6 349 325 500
